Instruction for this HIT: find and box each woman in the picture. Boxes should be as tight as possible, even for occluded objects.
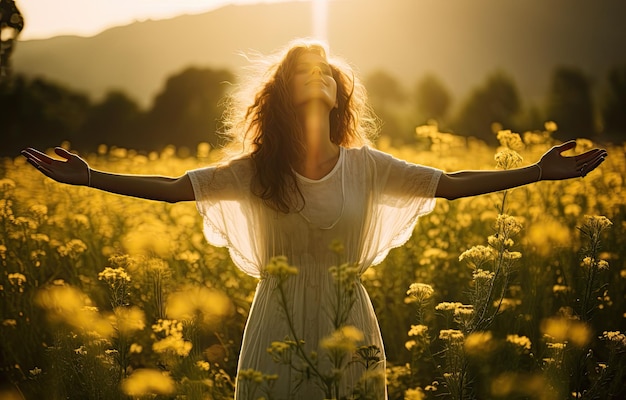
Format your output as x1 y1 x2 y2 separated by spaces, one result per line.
21 39 606 399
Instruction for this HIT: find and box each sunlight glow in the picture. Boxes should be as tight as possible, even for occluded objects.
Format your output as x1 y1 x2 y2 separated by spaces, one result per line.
312 0 328 43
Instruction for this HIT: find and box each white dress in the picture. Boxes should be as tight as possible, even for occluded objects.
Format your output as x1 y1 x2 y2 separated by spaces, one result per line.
188 146 442 399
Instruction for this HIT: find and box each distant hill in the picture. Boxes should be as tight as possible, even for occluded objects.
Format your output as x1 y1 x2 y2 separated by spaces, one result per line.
12 0 626 109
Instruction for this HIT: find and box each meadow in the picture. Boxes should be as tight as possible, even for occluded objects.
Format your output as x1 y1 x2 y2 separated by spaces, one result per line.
1 124 624 399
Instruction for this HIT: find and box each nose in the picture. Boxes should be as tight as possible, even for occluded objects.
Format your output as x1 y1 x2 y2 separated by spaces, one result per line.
311 66 322 75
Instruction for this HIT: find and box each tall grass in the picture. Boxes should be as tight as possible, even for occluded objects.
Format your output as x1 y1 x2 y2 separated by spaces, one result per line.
1 126 624 399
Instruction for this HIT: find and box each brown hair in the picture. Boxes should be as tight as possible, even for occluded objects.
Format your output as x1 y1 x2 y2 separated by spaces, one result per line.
220 39 379 213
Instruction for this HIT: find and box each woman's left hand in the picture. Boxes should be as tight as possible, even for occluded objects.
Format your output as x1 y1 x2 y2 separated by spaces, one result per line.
538 140 607 180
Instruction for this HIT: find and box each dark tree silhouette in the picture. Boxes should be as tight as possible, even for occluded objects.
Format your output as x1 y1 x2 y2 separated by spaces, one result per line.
144 67 234 151
414 73 451 125
364 70 411 145
545 66 595 140
601 65 626 142
452 71 521 145
78 90 144 150
0 75 91 156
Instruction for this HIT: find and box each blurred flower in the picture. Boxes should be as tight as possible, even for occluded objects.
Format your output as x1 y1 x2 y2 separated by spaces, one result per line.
28 204 48 218
0 178 16 194
264 256 299 280
541 317 591 347
196 360 210 371
267 340 296 364
166 285 232 325
113 306 145 334
405 387 426 400
576 138 594 152
329 262 360 289
152 319 192 356
506 334 532 352
552 285 570 294
497 298 522 311
129 343 143 354
57 239 88 258
121 369 175 396
30 234 49 243
35 285 114 338
238 368 265 384
496 130 524 151
329 239 345 255
8 273 26 286
321 325 364 353
13 216 38 230
544 121 558 132
464 331 494 356
408 324 428 338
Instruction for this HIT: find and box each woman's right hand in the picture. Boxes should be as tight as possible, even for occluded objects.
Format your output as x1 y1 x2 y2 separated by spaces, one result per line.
21 147 90 186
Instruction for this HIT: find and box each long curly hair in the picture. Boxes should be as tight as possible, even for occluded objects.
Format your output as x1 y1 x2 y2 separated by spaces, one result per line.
220 39 379 213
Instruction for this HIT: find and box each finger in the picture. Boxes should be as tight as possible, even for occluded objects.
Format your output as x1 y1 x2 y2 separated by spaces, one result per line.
26 158 54 176
557 140 576 153
23 148 55 164
575 149 607 166
21 151 44 168
54 147 74 161
581 156 605 177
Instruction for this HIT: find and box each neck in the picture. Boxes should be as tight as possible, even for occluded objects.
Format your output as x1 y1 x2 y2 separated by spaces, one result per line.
294 102 339 179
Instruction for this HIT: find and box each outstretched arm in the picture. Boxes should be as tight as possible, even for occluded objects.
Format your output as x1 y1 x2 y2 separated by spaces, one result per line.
21 147 195 203
435 141 607 200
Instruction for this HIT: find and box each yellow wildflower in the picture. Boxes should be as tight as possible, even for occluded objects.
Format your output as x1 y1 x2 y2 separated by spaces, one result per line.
321 325 364 353
408 324 428 338
439 329 464 343
405 387 426 400
495 148 523 170
113 306 145 334
464 331 494 356
459 245 495 269
8 273 26 286
435 302 464 312
264 256 299 279
196 360 210 371
121 369 175 396
506 334 532 352
406 283 434 303
496 130 524 151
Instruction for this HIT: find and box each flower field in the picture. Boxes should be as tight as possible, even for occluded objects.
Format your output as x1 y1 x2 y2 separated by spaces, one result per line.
1 126 624 399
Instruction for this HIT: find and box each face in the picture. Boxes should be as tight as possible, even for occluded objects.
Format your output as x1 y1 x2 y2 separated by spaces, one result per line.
290 51 338 110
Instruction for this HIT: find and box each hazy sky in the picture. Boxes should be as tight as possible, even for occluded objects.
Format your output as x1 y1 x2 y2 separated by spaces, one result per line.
18 0 302 40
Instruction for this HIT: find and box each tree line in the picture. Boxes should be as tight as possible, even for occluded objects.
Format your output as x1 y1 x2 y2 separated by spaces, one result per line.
1 64 625 157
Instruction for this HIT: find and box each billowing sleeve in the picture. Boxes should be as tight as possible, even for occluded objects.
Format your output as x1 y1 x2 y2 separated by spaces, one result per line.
362 147 442 266
187 160 262 277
